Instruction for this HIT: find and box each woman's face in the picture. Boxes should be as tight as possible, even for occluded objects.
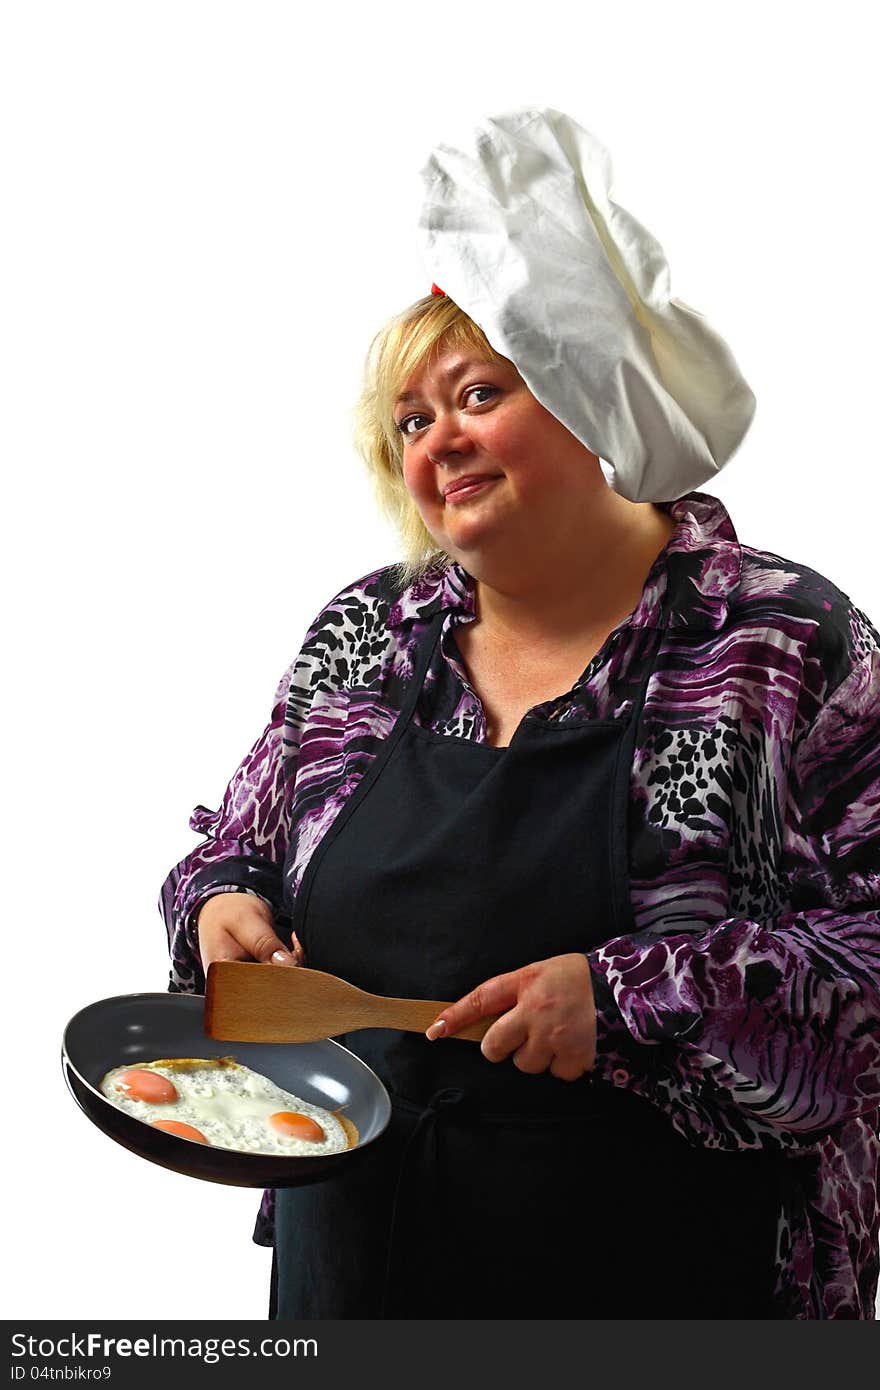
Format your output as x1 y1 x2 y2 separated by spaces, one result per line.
393 343 603 568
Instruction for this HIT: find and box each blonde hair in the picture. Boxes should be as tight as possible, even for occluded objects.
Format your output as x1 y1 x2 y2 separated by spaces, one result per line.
353 294 510 584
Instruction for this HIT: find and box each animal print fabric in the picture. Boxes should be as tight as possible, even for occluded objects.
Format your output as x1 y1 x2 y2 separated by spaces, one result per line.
159 491 880 1318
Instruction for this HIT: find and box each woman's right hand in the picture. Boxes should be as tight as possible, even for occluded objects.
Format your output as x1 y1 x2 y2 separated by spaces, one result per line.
197 892 304 973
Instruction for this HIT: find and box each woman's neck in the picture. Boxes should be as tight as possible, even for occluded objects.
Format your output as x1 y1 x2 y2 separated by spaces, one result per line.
469 502 676 649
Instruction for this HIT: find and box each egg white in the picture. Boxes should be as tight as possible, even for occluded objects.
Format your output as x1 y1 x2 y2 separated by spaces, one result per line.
99 1058 351 1156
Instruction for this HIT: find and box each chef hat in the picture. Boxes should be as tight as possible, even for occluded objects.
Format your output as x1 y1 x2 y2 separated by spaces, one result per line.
416 107 755 502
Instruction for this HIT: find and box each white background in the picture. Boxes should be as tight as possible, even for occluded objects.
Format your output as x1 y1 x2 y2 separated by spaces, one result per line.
3 0 878 1321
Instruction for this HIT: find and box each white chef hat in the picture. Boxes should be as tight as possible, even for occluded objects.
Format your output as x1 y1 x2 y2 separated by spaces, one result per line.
416 107 755 502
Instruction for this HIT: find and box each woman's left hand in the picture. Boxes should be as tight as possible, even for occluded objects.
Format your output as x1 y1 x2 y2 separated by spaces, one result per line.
426 952 596 1081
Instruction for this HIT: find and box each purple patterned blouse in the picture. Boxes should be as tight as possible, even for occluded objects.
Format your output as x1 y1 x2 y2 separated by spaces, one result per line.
160 491 880 1319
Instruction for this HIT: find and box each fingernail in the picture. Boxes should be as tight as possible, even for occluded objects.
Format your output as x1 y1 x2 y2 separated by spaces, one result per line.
425 1019 447 1041
271 949 294 965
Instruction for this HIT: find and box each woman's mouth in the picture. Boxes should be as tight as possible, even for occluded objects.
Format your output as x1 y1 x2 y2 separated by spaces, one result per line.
442 474 502 504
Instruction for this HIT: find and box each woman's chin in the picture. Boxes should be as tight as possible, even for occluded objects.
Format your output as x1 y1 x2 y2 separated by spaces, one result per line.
437 505 513 559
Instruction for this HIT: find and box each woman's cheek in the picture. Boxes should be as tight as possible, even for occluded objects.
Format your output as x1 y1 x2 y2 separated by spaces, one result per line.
402 452 428 500
403 456 441 527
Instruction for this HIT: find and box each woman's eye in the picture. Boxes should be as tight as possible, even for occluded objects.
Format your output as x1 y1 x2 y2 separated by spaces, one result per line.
396 414 430 437
464 385 497 407
395 386 497 437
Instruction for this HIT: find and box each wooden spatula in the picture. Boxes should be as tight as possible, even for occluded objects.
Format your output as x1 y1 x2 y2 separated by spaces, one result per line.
204 961 496 1043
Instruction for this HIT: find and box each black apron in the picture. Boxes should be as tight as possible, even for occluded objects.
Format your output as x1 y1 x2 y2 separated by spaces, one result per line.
273 612 788 1319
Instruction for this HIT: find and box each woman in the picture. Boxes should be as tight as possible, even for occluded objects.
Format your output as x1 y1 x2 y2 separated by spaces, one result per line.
160 111 880 1319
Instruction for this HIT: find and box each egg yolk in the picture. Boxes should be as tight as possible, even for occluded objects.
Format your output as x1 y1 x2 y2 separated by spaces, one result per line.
269 1111 325 1142
116 1069 179 1104
151 1120 209 1144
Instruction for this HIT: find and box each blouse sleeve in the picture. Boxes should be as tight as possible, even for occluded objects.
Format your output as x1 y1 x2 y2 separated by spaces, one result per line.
588 644 880 1149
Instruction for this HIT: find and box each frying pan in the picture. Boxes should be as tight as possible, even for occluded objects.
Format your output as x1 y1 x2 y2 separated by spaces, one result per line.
62 991 391 1187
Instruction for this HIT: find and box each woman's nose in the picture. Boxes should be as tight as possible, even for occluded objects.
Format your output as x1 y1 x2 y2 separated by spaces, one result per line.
426 412 473 464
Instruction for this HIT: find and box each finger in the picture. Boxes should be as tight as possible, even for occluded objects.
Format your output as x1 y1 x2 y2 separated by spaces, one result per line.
224 914 291 963
549 1053 591 1082
511 1039 555 1075
199 910 290 969
426 970 523 1040
199 927 253 974
480 1011 529 1064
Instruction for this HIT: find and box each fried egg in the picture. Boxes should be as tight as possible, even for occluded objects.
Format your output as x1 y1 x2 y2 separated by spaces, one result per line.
99 1057 355 1156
